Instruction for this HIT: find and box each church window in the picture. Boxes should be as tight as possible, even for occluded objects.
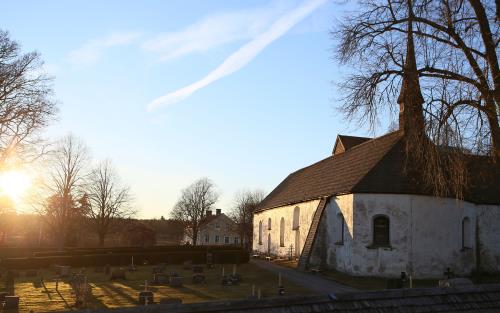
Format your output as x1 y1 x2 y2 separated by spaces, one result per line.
337 213 345 244
373 215 390 246
258 221 263 245
280 217 285 247
462 217 472 249
268 218 272 230
293 206 300 230
234 237 239 244
224 236 230 244
205 234 209 243
215 235 220 243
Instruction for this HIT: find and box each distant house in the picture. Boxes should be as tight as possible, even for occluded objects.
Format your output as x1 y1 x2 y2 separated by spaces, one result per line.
184 209 241 246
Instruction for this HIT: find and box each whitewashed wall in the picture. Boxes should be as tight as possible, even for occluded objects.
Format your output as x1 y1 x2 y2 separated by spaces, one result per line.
320 194 483 278
252 199 320 257
477 204 500 272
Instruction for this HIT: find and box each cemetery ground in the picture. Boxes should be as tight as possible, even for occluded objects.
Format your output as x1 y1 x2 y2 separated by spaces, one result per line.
0 262 312 313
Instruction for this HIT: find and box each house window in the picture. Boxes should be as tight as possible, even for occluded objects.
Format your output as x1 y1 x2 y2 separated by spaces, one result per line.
292 206 300 230
337 213 345 244
462 217 472 249
373 215 390 246
280 217 285 247
215 224 220 229
205 234 209 243
234 237 239 244
268 218 272 230
215 235 220 243
258 221 263 245
224 236 230 244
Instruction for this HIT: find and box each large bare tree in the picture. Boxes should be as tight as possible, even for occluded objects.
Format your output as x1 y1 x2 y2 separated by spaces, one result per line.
229 190 265 250
38 136 89 247
84 159 133 246
170 178 218 246
0 30 56 168
335 0 499 159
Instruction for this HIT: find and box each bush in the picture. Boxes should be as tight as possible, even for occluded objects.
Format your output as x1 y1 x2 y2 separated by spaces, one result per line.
0 246 249 269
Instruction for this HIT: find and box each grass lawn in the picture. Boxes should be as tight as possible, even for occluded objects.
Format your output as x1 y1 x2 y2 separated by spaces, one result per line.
0 263 312 313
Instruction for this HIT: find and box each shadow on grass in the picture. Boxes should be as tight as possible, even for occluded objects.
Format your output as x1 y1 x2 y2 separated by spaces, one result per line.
99 282 137 304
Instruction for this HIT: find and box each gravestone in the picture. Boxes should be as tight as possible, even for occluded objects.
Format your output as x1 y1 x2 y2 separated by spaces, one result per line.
439 277 474 288
169 276 183 287
4 296 20 309
159 298 182 305
139 291 154 305
192 274 205 284
153 273 168 285
229 273 242 283
110 268 126 280
0 292 8 302
152 266 164 274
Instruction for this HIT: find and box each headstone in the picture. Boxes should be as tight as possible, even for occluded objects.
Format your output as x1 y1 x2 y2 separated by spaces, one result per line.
221 276 232 286
138 291 154 305
169 276 183 287
229 273 242 283
159 298 182 305
439 277 474 288
192 274 205 284
4 296 20 309
152 266 164 274
110 268 126 280
192 265 204 273
0 292 8 302
153 273 168 285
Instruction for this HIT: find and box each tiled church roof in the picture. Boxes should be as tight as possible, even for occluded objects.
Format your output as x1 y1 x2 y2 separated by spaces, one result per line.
258 131 500 211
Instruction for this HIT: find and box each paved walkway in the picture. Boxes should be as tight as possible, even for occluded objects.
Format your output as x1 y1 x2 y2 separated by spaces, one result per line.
251 259 357 294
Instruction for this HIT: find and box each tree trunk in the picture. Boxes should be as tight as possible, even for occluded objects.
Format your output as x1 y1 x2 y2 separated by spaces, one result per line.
192 227 198 246
485 99 500 162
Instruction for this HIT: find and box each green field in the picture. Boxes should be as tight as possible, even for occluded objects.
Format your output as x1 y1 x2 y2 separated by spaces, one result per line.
1 263 311 312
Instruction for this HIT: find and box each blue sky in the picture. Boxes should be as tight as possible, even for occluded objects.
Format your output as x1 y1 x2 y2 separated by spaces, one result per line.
1 0 390 218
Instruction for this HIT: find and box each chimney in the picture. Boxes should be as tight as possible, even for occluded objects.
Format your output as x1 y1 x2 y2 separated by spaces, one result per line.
206 210 212 216
216 209 221 216
397 0 425 136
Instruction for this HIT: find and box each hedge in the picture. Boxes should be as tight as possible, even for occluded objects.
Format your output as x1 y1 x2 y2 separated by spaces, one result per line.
0 247 249 270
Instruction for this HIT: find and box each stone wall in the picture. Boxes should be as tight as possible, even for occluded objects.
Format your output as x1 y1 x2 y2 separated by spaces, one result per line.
252 199 320 258
477 204 500 272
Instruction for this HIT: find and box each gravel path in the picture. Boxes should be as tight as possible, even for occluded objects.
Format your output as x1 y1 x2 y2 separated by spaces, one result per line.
251 259 357 295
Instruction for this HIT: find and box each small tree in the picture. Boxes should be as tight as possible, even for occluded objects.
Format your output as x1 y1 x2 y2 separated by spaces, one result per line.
38 136 89 248
84 160 133 246
170 178 218 246
230 190 265 250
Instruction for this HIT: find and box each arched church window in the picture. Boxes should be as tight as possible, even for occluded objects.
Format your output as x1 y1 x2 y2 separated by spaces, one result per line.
280 217 285 247
337 213 345 244
268 218 272 230
258 221 263 245
293 206 300 230
373 215 390 246
462 217 472 249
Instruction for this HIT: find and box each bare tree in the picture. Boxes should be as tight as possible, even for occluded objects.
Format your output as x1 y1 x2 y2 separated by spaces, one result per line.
0 30 56 168
230 190 265 250
84 159 133 246
170 178 218 246
335 0 499 159
38 136 89 247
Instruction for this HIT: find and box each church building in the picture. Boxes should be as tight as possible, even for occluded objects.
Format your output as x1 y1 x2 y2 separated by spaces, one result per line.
252 13 500 279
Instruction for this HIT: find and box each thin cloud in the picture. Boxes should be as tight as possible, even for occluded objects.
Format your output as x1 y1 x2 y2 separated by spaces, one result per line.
148 0 327 111
142 4 285 62
67 32 142 68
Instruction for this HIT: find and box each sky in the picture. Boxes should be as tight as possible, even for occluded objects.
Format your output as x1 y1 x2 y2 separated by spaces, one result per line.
1 0 390 218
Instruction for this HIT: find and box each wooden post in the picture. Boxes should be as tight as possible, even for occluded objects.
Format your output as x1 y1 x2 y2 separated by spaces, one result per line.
278 273 282 286
409 275 413 288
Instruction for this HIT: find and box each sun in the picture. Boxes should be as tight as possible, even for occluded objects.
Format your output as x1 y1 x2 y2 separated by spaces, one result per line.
0 170 32 203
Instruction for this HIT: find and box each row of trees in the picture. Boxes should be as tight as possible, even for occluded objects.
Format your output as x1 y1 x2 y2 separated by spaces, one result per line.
35 136 134 247
171 177 264 248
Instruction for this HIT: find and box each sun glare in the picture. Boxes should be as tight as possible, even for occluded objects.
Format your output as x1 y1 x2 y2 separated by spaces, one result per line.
0 170 32 203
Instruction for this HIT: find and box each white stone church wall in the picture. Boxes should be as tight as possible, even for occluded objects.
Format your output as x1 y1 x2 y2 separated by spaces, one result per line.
252 199 320 258
477 204 500 273
326 193 479 278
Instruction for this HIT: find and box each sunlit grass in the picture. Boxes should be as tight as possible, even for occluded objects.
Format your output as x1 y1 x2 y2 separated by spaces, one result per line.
1 263 312 312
